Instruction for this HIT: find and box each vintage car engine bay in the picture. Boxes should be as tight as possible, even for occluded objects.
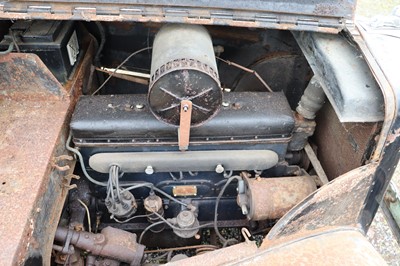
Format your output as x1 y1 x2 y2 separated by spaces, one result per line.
0 15 389 265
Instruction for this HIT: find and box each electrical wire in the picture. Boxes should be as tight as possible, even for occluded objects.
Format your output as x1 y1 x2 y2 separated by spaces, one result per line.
109 177 116 207
121 183 189 207
139 212 213 244
112 214 151 224
169 172 184 181
111 165 122 201
67 131 241 246
223 170 233 178
150 211 213 232
92 46 152 95
9 30 20 53
222 238 239 248
68 132 231 241
77 199 91 233
66 136 189 208
216 56 273 92
94 21 106 66
167 251 173 262
139 221 165 244
66 132 107 186
214 175 242 246
144 245 218 254
215 179 228 187
149 251 169 261
0 42 14 55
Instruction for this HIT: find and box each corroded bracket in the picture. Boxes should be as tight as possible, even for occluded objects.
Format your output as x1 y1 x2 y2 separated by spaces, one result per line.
178 100 192 151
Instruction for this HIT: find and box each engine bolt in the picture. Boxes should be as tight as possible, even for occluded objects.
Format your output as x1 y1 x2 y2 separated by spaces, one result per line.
123 192 131 200
136 104 144 109
222 102 229 107
145 165 154 175
215 164 224 174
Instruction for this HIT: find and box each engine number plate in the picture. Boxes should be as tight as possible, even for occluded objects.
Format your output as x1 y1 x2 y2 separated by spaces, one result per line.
172 186 197 197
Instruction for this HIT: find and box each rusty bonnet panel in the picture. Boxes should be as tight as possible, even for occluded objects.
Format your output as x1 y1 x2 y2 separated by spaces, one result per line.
0 0 355 33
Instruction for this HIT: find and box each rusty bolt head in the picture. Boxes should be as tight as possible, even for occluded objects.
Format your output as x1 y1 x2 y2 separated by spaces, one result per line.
74 224 84 231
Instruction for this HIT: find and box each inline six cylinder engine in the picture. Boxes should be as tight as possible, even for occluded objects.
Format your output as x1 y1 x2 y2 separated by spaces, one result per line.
69 23 317 249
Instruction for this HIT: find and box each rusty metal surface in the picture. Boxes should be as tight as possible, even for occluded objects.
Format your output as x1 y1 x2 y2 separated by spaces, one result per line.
178 100 192 150
304 143 329 185
236 229 386 266
244 176 317 221
55 227 145 265
168 241 259 266
0 53 71 265
0 55 67 100
0 0 354 33
350 23 400 233
314 102 380 180
288 113 316 151
170 229 385 265
264 163 377 241
69 179 91 231
0 37 94 265
350 23 399 162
